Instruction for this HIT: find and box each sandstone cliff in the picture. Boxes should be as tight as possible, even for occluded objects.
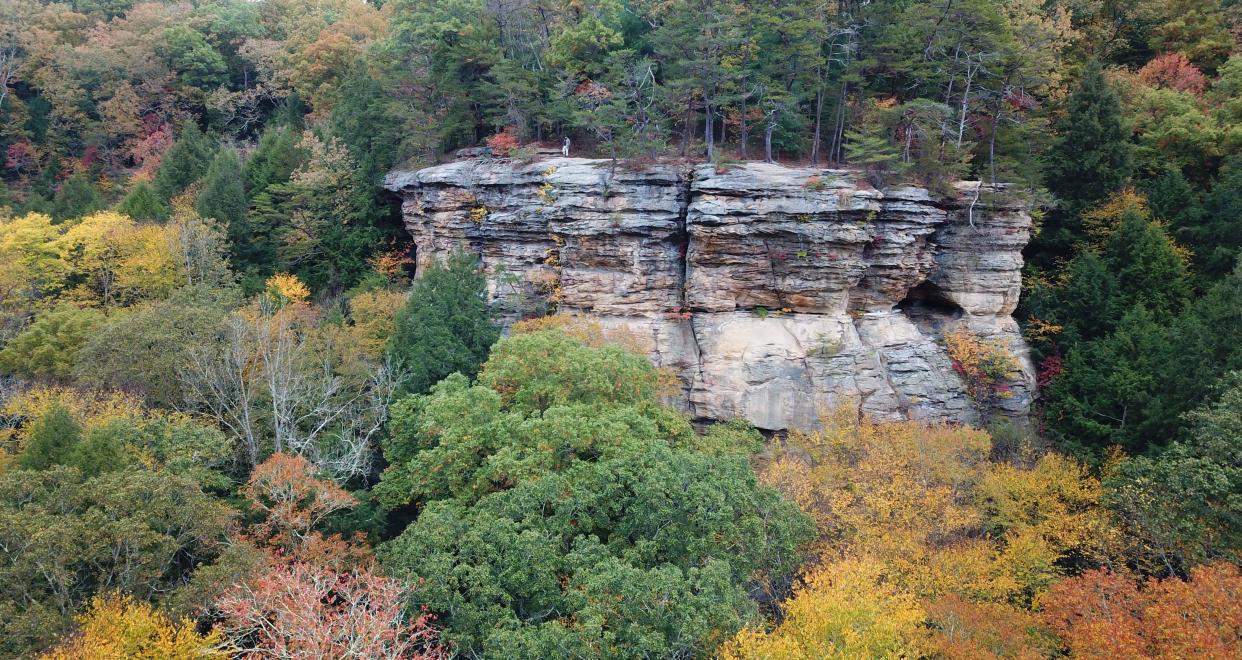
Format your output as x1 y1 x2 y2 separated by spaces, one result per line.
384 158 1035 430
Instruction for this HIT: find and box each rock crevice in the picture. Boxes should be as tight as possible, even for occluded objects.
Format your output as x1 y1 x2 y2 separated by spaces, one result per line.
384 158 1035 429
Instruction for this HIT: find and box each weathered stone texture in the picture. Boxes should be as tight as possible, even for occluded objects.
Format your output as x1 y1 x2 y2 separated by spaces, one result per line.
384 158 1035 429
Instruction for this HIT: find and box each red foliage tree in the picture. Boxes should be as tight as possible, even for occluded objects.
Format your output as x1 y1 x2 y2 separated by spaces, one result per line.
216 561 445 659
485 126 520 157
1039 562 1242 659
1138 53 1208 95
241 453 371 569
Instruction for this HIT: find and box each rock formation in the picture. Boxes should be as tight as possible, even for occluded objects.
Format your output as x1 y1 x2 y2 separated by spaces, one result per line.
384 158 1036 430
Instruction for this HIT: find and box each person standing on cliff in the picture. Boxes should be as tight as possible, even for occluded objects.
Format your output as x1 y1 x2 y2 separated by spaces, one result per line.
562 136 570 157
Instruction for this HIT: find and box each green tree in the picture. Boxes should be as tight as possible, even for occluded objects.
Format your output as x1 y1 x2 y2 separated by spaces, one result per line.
1144 170 1202 245
16 403 82 471
1144 263 1242 441
1043 306 1167 459
1100 208 1192 323
115 180 169 222
153 123 215 200
74 295 232 408
0 305 106 379
387 251 499 394
377 330 813 657
67 426 129 477
196 148 246 248
1190 157 1242 281
0 466 232 656
1106 374 1242 574
243 127 305 197
1028 251 1120 346
49 172 104 222
161 24 228 90
1042 60 1134 255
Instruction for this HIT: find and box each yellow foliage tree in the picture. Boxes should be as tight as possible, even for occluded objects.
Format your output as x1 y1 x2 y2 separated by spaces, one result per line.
0 386 145 456
719 559 928 660
0 213 69 340
41 594 223 659
347 289 407 359
978 454 1118 599
943 328 1022 405
264 273 311 305
734 407 1115 656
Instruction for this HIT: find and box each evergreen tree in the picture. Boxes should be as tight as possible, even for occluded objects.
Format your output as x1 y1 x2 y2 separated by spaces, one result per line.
377 331 812 657
17 404 83 470
20 193 52 217
1042 61 1134 256
1102 209 1192 323
1145 263 1242 440
49 172 104 222
1193 157 1242 281
387 251 499 394
153 123 215 200
1032 251 1121 346
115 181 169 222
243 127 305 197
1144 170 1202 245
69 427 130 477
1044 306 1168 459
196 148 247 247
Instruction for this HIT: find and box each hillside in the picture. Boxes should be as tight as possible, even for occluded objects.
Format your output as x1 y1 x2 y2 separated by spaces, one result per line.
1 1 1241 657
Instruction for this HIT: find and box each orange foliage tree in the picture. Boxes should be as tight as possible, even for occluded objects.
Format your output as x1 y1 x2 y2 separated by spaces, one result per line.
1138 52 1208 95
241 453 370 570
1039 561 1242 659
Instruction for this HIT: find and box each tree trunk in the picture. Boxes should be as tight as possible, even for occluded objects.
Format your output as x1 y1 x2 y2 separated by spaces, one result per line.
830 80 848 165
680 93 693 157
811 87 824 166
957 61 977 148
765 122 775 163
739 92 749 159
705 101 715 160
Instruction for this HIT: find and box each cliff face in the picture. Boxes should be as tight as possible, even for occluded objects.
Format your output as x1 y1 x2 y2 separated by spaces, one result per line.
384 158 1035 429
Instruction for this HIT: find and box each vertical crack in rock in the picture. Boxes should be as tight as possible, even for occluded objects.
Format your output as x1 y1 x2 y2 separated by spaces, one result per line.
384 159 1036 430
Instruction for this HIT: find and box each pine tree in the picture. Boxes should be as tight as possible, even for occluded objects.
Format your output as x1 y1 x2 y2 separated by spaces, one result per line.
17 404 83 470
1044 306 1168 459
1103 209 1192 323
244 127 305 197
387 251 499 394
1194 157 1242 281
116 181 169 222
196 148 247 246
1144 170 1202 244
154 123 215 200
1042 61 1134 257
50 172 104 222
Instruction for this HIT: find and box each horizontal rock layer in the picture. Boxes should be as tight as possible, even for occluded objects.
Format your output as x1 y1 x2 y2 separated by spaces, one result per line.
384 158 1035 429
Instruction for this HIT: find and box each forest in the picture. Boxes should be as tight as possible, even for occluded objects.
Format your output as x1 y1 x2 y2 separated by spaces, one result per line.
0 0 1240 657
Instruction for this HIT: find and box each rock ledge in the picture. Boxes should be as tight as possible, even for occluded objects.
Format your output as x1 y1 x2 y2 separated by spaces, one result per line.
384 158 1035 429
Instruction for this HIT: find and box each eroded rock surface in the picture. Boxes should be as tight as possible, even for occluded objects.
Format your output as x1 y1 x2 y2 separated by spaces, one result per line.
384 158 1035 429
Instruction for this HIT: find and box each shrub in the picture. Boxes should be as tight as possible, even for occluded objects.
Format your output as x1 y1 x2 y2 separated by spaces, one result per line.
944 327 1021 404
485 126 520 157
